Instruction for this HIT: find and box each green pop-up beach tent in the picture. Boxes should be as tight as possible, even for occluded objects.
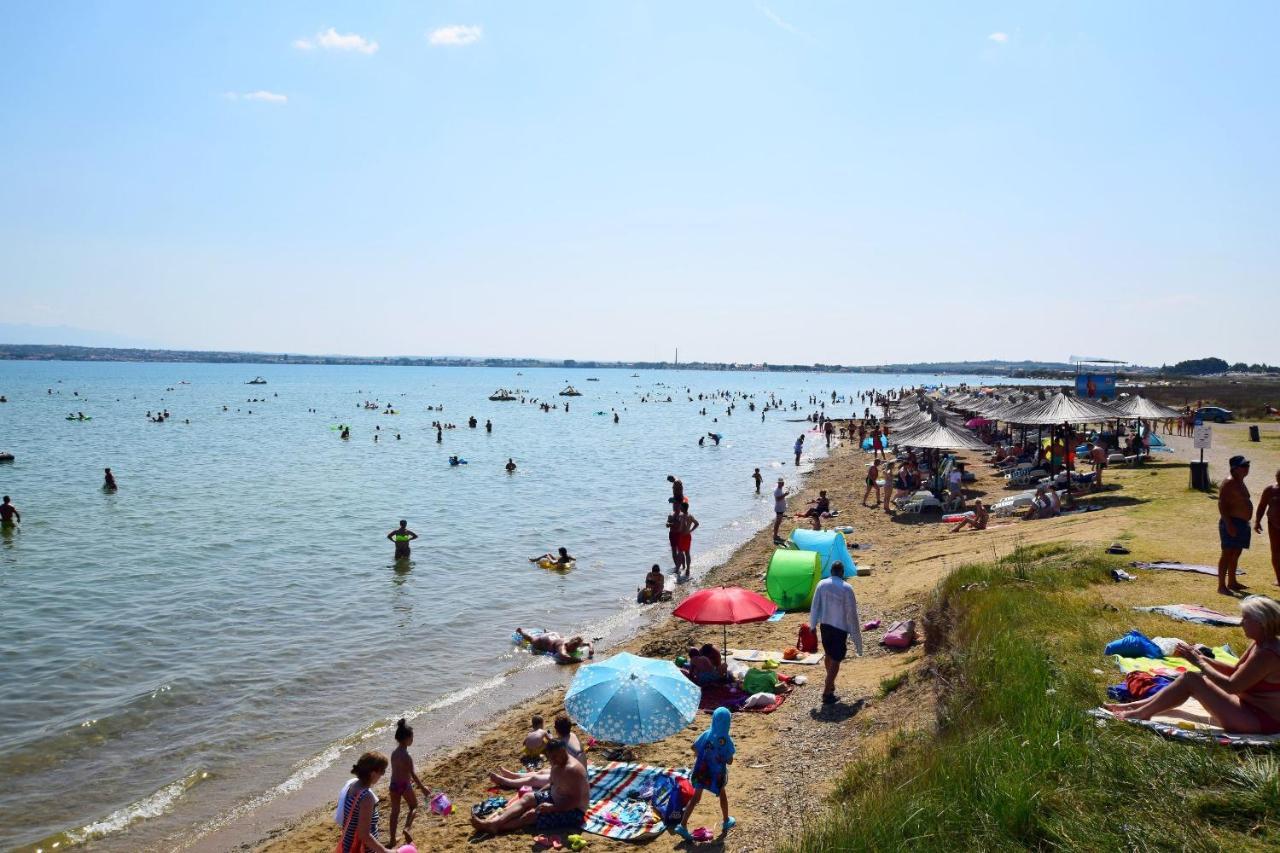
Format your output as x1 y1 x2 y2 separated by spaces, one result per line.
764 549 822 611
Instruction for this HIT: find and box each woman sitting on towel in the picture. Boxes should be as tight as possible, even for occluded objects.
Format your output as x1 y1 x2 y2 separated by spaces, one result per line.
1105 596 1280 734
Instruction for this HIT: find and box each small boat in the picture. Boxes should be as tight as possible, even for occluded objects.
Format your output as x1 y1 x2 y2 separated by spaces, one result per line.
631 373 640 378
586 377 600 382
247 377 267 385
559 385 583 397
489 389 517 401
0 452 14 463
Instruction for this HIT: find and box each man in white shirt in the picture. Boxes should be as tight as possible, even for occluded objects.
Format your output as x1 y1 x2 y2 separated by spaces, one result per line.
808 561 862 704
772 478 789 541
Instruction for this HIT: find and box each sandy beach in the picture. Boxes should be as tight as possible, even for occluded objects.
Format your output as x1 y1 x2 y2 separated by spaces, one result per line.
248 419 1153 853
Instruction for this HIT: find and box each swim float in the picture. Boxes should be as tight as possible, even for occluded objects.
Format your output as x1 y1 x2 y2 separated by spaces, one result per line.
537 558 576 571
448 458 468 466
941 512 975 524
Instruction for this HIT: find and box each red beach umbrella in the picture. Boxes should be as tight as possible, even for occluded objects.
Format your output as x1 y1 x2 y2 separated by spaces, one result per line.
673 586 777 653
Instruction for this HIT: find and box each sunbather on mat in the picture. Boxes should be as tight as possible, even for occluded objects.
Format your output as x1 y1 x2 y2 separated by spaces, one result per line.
1105 596 1280 734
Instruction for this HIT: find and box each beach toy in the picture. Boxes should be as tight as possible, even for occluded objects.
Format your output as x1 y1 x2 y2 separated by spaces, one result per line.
567 834 588 851
692 827 714 842
765 549 821 611
836 525 854 534
941 512 974 524
429 791 453 815
398 846 417 853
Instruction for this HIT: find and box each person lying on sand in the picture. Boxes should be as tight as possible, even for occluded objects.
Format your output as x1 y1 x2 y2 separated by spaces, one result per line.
683 644 729 685
515 629 594 663
470 739 589 836
951 500 989 533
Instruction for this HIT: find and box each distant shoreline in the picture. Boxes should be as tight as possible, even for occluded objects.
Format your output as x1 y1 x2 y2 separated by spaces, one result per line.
0 343 1115 379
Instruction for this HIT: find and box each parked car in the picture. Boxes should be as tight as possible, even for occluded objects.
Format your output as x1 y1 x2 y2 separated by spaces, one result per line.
1195 406 1234 423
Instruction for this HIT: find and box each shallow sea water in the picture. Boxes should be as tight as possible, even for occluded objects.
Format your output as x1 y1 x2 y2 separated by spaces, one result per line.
0 362 1024 850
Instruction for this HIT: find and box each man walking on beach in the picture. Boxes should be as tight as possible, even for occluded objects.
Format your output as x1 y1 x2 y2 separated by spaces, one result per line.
824 420 834 449
1218 455 1252 596
772 478 789 542
809 561 861 704
1254 468 1280 586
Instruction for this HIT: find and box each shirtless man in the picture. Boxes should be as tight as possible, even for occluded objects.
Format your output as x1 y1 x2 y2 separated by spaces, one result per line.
1254 468 1280 585
470 739 589 835
1218 455 1252 595
772 478 789 541
103 468 117 490
1088 442 1107 489
752 468 763 494
674 502 699 580
951 499 989 533
0 495 19 528
862 461 880 507
386 520 418 559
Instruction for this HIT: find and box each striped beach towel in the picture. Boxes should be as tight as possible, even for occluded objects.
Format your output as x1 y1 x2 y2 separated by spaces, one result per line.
584 762 690 840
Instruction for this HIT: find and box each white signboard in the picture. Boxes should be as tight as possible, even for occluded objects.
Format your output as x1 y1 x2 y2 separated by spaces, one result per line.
1193 424 1213 450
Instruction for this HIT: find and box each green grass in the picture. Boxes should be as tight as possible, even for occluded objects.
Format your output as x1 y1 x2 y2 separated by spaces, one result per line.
790 543 1280 852
878 671 908 697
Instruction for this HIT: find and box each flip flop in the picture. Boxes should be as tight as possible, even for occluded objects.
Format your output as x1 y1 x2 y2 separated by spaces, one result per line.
723 816 737 831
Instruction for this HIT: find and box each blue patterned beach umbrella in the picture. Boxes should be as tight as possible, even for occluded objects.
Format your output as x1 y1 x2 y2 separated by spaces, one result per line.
565 652 700 745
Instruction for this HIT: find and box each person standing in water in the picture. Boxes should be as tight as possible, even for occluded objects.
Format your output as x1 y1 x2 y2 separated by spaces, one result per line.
103 468 117 490
752 468 763 494
506 458 517 473
794 434 804 466
0 495 19 529
387 520 418 560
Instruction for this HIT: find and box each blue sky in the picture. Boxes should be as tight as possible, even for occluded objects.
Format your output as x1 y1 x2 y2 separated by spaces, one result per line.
2 2 1276 365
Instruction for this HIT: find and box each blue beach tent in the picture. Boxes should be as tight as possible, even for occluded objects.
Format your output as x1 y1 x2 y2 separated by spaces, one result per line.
788 529 856 579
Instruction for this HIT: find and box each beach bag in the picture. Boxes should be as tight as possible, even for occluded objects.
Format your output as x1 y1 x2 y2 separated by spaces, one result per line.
797 624 818 654
743 667 781 695
335 786 367 853
881 620 917 649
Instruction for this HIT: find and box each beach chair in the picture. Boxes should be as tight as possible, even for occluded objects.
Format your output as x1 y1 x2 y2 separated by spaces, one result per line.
1007 463 1034 486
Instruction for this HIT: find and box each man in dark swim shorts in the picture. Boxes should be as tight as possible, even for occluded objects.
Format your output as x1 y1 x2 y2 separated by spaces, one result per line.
470 739 588 834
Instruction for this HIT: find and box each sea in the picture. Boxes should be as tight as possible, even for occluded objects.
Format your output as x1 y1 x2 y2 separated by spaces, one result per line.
0 362 1034 851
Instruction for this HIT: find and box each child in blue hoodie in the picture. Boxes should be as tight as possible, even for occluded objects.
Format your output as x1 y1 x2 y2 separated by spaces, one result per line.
673 706 736 840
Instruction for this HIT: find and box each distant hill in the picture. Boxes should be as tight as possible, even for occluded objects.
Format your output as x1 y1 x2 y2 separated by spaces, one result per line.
0 323 159 349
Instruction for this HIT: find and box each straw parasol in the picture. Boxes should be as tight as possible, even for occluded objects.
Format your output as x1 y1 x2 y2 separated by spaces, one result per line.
1111 395 1182 421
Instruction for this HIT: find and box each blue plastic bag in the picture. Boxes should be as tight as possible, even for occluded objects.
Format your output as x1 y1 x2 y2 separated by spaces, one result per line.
1104 629 1163 659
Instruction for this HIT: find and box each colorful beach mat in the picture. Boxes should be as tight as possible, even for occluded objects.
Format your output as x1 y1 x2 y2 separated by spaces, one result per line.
584 761 690 840
730 649 824 665
1134 604 1242 627
1109 645 1238 678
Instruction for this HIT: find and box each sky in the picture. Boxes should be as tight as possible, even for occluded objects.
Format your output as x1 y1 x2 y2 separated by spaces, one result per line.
2 1 1277 365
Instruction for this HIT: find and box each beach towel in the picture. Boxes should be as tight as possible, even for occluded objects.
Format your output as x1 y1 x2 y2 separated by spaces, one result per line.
584 762 691 840
1109 646 1238 677
1133 605 1243 627
1130 561 1245 577
730 649 824 665
1090 701 1280 749
697 681 789 713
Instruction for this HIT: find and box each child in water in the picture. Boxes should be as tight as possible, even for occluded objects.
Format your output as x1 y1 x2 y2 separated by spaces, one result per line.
673 706 736 841
388 718 430 848
523 714 548 763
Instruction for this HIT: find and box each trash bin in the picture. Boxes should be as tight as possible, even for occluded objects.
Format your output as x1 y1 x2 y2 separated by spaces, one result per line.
1190 461 1210 491
1250 425 1261 442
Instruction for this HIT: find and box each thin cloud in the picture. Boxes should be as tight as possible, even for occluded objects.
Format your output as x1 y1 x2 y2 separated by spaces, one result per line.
427 24 483 46
224 90 288 104
294 27 379 54
756 1 812 40
988 32 1009 43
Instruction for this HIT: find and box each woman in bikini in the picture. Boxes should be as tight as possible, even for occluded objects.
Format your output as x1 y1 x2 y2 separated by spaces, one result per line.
1105 595 1280 733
